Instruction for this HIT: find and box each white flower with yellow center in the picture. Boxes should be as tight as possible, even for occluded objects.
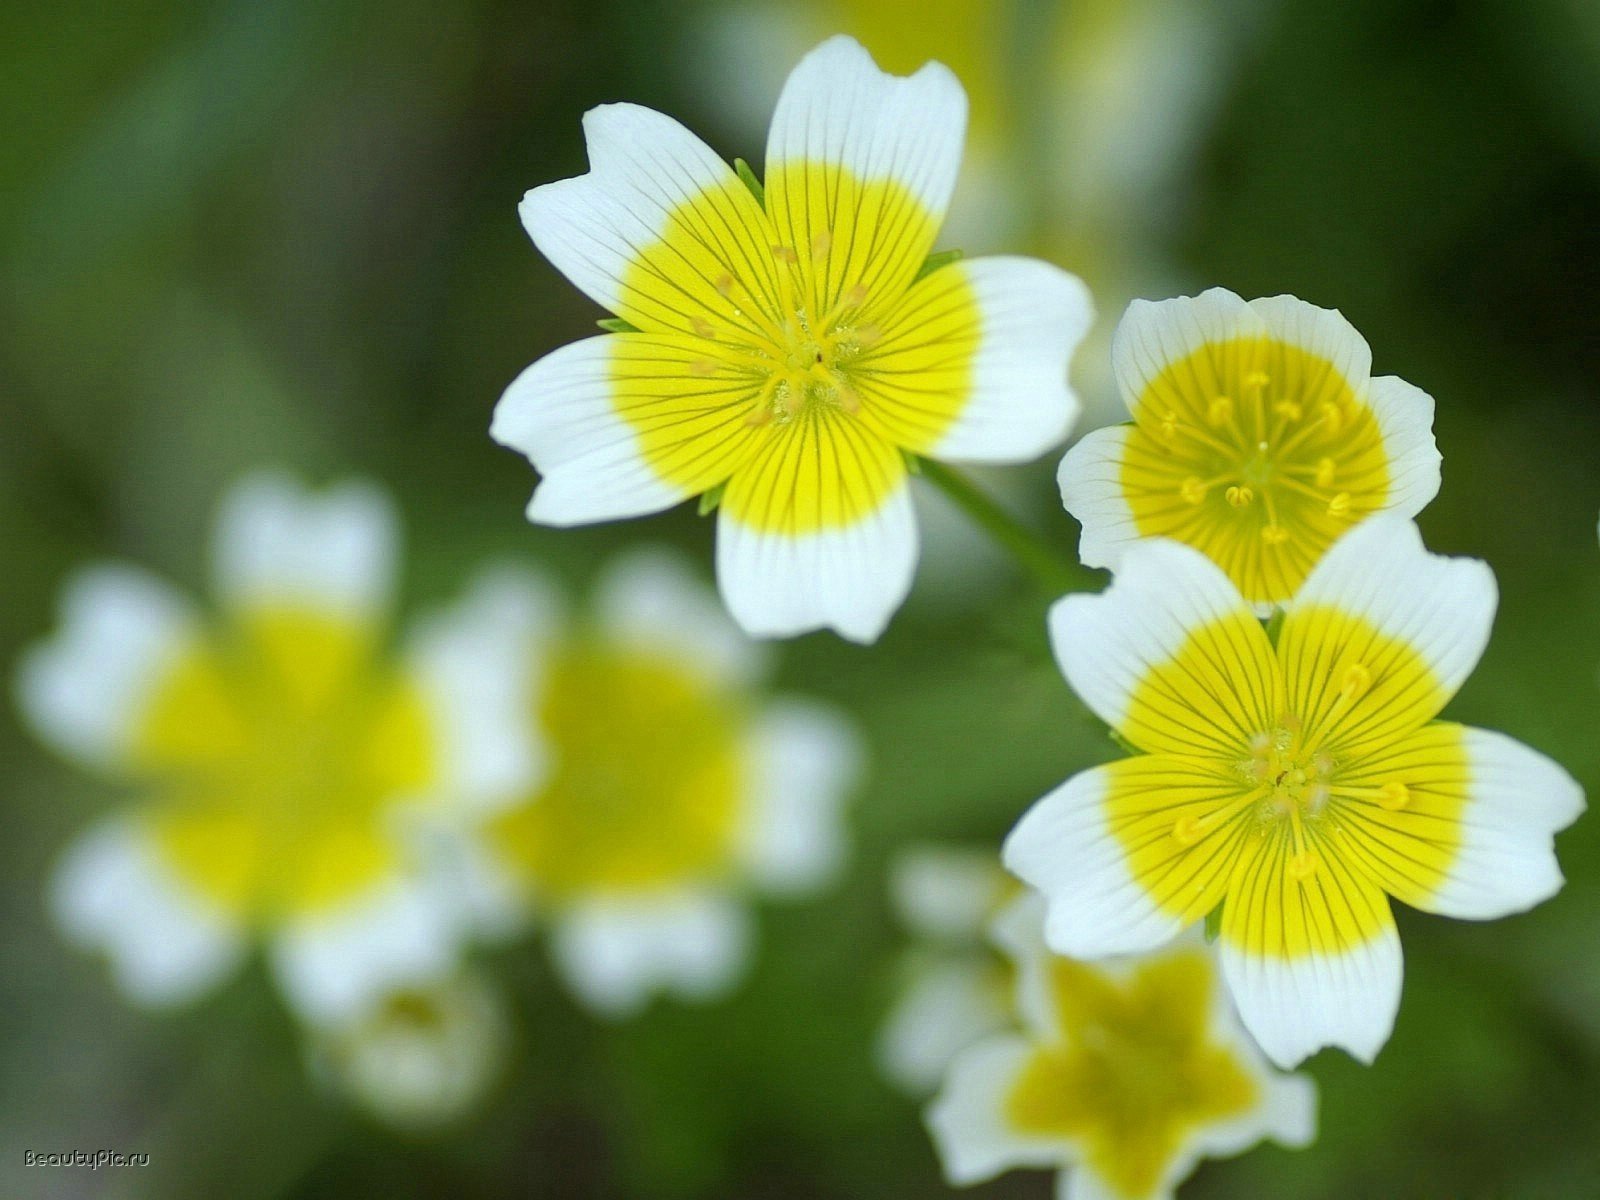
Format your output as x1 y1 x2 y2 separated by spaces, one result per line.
462 550 862 1017
1060 289 1442 609
17 473 535 1023
1004 516 1584 1067
929 896 1315 1200
491 35 1092 643
877 844 1017 1096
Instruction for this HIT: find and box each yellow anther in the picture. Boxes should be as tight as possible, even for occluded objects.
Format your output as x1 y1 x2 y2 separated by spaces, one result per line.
810 229 833 260
1377 781 1411 811
1159 411 1180 442
1273 400 1303 421
1244 370 1270 390
714 272 737 297
842 283 869 309
1287 851 1320 881
1180 477 1208 505
691 316 716 339
1319 401 1344 433
1339 662 1372 702
1327 491 1352 517
835 385 861 414
1261 524 1289 545
1208 396 1234 425
1226 485 1254 508
1173 815 1207 846
1315 457 1337 488
744 406 775 428
852 322 883 348
689 359 719 378
771 244 800 264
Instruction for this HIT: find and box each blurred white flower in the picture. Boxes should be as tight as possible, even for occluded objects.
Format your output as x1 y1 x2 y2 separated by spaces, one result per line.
306 970 509 1130
926 895 1316 1200
462 549 864 1018
18 472 536 1024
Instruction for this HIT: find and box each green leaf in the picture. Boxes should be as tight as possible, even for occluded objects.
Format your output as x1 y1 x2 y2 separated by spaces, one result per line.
697 482 727 516
1108 729 1139 755
734 158 765 209
913 248 964 282
899 448 923 475
597 317 640 333
1264 606 1286 646
1204 901 1224 943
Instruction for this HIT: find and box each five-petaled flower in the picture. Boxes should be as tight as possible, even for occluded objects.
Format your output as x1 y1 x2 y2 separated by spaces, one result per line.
928 896 1315 1200
456 550 862 1017
492 34 1091 643
1004 516 1583 1067
1060 288 1442 610
18 473 534 1023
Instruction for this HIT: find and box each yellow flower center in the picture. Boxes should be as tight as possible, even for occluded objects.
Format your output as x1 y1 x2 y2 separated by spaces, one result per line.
490 644 748 901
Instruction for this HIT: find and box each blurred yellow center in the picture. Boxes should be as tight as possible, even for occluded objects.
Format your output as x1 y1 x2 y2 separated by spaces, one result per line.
490 645 747 900
1006 950 1258 1198
134 608 435 922
1120 336 1390 606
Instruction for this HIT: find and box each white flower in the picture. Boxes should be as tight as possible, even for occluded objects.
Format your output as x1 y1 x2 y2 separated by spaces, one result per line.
491 35 1091 643
461 548 863 1017
927 896 1316 1200
18 472 537 1024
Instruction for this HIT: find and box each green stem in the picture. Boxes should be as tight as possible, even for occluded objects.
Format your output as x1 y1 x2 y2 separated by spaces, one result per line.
917 459 1081 595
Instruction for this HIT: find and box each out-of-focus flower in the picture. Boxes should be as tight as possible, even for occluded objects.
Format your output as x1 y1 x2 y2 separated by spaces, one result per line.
17 473 534 1023
1004 517 1584 1067
492 35 1090 642
463 550 862 1018
307 970 508 1130
876 845 1016 1095
1060 290 1442 609
928 896 1316 1200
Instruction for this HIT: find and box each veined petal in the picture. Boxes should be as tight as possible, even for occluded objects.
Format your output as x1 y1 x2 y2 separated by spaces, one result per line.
1245 295 1373 397
50 819 245 1006
213 471 398 619
1110 287 1262 424
1005 758 1255 960
1280 516 1496 752
737 699 861 893
519 103 786 340
1049 539 1279 757
861 256 1091 462
16 564 198 771
926 1036 1068 1186
592 547 770 689
764 35 966 313
1336 723 1582 920
1366 375 1441 517
1057 425 1136 571
1220 834 1402 1067
493 334 764 525
716 419 915 642
548 891 751 1018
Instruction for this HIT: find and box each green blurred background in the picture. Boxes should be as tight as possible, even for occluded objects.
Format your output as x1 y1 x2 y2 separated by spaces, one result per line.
3 0 1598 1196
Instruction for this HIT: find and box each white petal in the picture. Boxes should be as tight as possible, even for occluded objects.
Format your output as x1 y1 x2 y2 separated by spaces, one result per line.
1287 515 1495 694
925 257 1093 463
1424 727 1584 919
212 471 398 618
1057 424 1137 571
491 336 686 526
408 565 559 813
1366 374 1441 518
925 1036 1068 1186
1246 294 1373 393
738 700 861 893
1046 537 1268 749
271 877 465 1026
1003 767 1188 959
1110 287 1261 420
549 891 751 1018
876 956 1010 1096
765 35 966 225
50 820 245 1006
889 844 1010 941
715 481 918 643
592 546 769 688
517 102 773 326
15 565 197 769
